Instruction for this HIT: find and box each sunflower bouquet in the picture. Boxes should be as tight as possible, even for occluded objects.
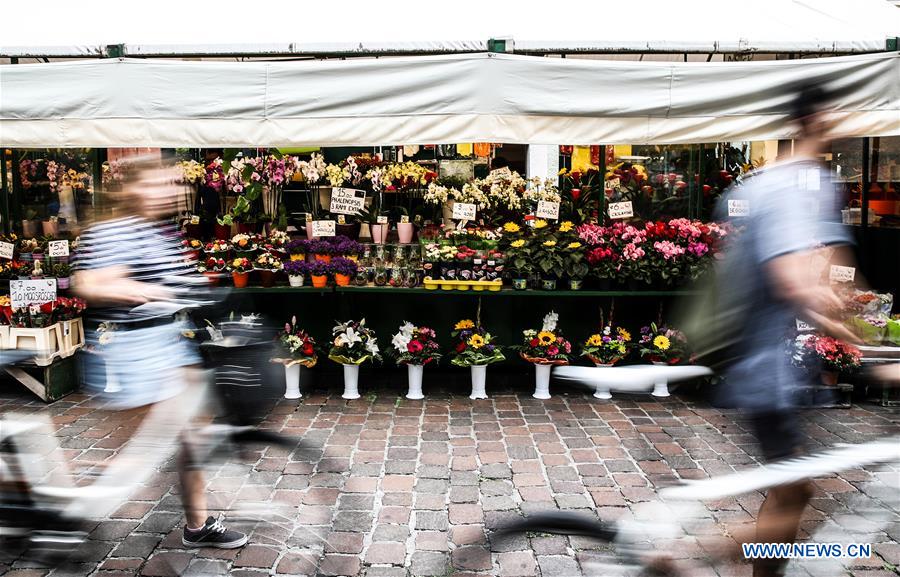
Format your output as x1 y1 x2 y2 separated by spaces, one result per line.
517 311 572 365
638 323 688 365
449 319 505 367
582 324 632 365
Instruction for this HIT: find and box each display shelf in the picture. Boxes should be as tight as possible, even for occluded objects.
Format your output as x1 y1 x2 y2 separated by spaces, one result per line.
213 286 332 295
334 286 701 297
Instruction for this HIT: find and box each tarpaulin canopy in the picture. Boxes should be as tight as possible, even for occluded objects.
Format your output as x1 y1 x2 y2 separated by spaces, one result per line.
1 52 898 147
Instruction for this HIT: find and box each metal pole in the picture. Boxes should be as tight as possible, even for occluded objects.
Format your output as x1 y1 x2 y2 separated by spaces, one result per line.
0 148 9 235
860 137 870 269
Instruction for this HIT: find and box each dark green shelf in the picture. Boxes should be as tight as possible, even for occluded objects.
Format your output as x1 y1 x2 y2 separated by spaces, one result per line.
215 286 699 297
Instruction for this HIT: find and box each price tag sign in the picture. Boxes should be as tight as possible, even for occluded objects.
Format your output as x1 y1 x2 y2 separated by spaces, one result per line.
829 265 856 283
727 199 750 217
190 215 201 225
376 215 389 224
311 220 336 237
795 319 814 332
452 202 477 221
48 240 70 258
337 214 346 225
535 200 560 220
329 187 366 215
605 177 621 190
400 215 410 224
608 201 634 220
10 279 57 309
0 241 14 260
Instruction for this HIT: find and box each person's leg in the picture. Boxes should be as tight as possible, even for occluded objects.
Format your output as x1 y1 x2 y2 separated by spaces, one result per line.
178 444 208 530
753 481 813 577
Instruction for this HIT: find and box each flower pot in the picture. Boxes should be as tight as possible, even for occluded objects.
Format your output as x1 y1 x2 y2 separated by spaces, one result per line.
204 271 220 286
232 271 249 288
42 220 59 237
214 223 232 239
314 254 332 264
334 273 352 287
311 274 328 288
591 363 616 399
532 363 552 399
19 253 33 263
397 222 415 244
469 365 488 400
22 220 39 237
56 276 71 290
820 371 838 387
406 364 424 400
258 269 276 288
370 224 388 244
336 222 361 241
359 222 372 242
568 279 583 291
512 278 528 290
284 363 302 399
184 222 202 239
541 279 557 291
342 364 360 399
289 254 305 261
288 275 304 287
237 223 252 234
305 224 316 240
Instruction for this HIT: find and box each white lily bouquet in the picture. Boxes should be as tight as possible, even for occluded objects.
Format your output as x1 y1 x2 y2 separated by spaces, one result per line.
328 319 381 365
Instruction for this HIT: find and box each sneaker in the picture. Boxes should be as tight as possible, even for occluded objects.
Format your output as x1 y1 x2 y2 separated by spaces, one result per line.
182 516 248 549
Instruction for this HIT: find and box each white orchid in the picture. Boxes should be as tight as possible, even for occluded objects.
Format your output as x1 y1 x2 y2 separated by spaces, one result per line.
541 311 559 333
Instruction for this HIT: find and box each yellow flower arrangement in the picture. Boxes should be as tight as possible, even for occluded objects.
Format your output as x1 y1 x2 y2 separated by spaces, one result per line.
543 240 557 247
566 241 582 250
559 221 574 232
455 319 475 330
503 222 521 233
537 331 556 345
533 219 548 229
232 258 243 268
586 334 603 347
468 334 485 348
653 335 671 351
618 328 631 342
510 239 526 248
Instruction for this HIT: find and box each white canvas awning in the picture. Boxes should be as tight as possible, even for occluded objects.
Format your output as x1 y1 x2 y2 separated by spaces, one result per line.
1 52 898 147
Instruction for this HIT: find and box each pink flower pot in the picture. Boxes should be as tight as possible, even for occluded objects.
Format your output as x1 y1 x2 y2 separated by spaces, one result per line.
370 224 388 244
397 222 414 244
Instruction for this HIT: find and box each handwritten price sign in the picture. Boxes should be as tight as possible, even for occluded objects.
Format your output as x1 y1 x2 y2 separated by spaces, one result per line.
0 242 14 260
48 240 70 257
11 279 58 309
535 201 560 220
608 201 634 220
452 202 477 221
311 220 336 237
829 265 855 284
329 188 366 215
727 199 750 217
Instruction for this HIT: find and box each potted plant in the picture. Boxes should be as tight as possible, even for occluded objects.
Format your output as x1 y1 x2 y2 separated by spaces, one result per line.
331 236 362 261
227 257 252 288
448 318 505 399
253 251 283 288
197 256 226 286
396 209 415 244
277 316 317 399
53 263 72 289
581 324 632 398
390 322 441 399
215 214 233 240
330 257 357 287
517 311 572 399
790 333 861 386
181 238 203 262
286 239 308 262
531 220 563 290
328 319 381 399
266 229 291 256
308 240 334 263
231 233 257 258
561 234 588 290
308 260 329 288
283 259 307 287
205 239 231 260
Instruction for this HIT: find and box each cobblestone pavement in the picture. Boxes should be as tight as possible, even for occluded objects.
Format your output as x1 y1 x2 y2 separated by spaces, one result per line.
1 384 898 577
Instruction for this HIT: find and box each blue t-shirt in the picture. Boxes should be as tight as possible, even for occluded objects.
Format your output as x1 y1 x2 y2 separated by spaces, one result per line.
715 159 852 414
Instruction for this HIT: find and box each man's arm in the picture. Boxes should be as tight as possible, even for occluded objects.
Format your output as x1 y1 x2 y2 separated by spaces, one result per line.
72 265 173 306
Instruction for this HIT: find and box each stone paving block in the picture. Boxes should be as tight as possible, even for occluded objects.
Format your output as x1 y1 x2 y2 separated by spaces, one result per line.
537 554 581 577
372 524 410 542
498 550 537 577
365 541 407 565
319 554 360 577
141 552 194 576
233 545 278 569
410 551 450 576
111 534 162 558
326 532 365 554
415 510 449 531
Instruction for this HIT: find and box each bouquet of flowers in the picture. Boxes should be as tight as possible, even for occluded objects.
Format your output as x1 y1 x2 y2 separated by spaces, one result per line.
582 324 632 365
449 319 505 367
227 257 252 274
205 240 231 255
638 323 688 365
53 296 87 321
267 230 291 251
329 319 381 365
791 334 861 374
231 234 256 252
197 256 226 273
279 316 318 367
390 322 441 366
182 238 204 252
254 252 283 271
518 311 572 365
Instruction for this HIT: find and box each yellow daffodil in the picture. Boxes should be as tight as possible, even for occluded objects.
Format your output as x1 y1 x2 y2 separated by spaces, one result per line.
534 219 548 229
455 319 475 330
653 335 671 351
587 334 603 347
543 240 556 247
503 222 521 233
468 334 485 348
617 328 631 342
537 331 556 345
510 239 526 248
559 221 574 232
567 242 582 250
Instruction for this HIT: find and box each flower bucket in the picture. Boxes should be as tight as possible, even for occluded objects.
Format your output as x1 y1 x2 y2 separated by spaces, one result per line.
237 222 252 234
184 223 202 239
342 364 360 399
311 274 328 288
56 276 71 290
314 254 332 264
512 278 528 290
214 223 232 239
42 220 59 237
541 279 557 291
370 224 388 245
204 272 220 286
359 222 372 242
232 271 249 288
532 363 552 399
469 364 488 399
820 371 838 387
284 363 302 399
289 254 305 262
334 273 352 287
591 362 616 399
288 275 304 287
406 364 424 400
258 269 276 288
568 279 583 291
397 222 415 244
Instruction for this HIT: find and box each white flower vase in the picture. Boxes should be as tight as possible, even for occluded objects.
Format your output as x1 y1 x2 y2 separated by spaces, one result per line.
651 361 670 397
288 275 304 287
284 364 302 399
469 365 488 400
533 363 552 399
592 363 615 399
406 364 424 400
342 364 361 399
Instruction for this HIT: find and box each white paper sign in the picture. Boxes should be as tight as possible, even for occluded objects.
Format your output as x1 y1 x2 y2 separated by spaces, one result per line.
535 200 560 220
311 220 336 237
605 178 621 190
48 240 70 257
329 187 366 215
795 319 814 332
728 199 750 217
400 215 410 224
829 265 856 283
337 214 346 225
0 241 14 260
376 215 389 224
452 202 477 221
608 201 634 220
10 279 58 309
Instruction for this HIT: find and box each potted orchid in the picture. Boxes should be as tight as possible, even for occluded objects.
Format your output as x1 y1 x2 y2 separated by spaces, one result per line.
390 322 441 399
283 259 307 287
277 316 318 399
581 324 633 399
517 311 572 399
448 319 505 399
328 319 381 399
